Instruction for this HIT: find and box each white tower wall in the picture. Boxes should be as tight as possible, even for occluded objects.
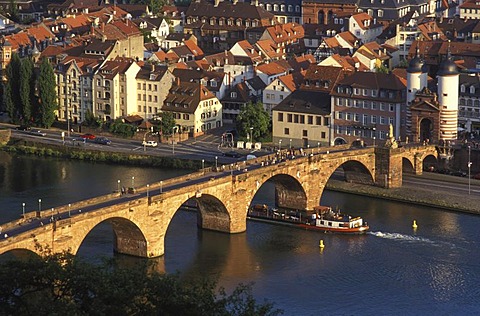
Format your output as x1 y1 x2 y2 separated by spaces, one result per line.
406 71 426 134
438 74 459 141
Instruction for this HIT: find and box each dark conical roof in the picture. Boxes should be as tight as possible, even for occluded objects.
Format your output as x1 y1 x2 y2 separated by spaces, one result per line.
407 56 424 73
437 59 458 76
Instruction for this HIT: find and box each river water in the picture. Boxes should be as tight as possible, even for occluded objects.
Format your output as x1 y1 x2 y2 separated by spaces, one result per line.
1 152 480 315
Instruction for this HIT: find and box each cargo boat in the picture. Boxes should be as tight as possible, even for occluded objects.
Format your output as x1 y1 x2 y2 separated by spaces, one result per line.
247 204 369 234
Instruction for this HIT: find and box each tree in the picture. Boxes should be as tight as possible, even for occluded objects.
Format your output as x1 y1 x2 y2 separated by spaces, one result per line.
374 64 389 74
236 101 270 141
109 118 137 137
37 58 58 128
4 53 22 124
157 111 176 135
19 57 34 125
0 250 282 316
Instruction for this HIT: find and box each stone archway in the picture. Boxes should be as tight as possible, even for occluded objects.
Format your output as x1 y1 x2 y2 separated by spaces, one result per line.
402 157 415 174
420 118 433 143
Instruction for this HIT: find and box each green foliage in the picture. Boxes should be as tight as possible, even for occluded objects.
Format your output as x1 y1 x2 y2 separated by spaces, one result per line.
37 59 57 128
19 57 34 125
109 118 137 137
156 111 176 135
8 0 18 21
83 109 102 128
235 101 270 141
5 53 22 124
0 250 282 315
374 64 389 74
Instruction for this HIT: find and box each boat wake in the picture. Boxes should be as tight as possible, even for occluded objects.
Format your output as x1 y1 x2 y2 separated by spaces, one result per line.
368 231 435 244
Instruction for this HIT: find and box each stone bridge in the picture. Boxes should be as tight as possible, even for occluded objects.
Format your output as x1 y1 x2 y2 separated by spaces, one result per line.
0 145 438 258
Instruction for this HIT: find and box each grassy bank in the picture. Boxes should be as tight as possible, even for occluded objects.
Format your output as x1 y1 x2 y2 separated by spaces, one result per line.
1 139 200 170
326 179 480 215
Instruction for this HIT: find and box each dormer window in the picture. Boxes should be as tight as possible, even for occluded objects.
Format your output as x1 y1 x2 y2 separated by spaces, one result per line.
470 86 475 94
461 85 465 93
231 92 237 98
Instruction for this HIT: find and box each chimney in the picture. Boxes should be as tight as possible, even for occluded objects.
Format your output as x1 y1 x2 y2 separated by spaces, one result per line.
151 63 155 72
176 76 180 86
90 23 95 35
101 22 105 33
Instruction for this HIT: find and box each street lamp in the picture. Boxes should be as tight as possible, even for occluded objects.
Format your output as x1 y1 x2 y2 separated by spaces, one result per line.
289 139 292 149
160 181 163 193
468 145 472 195
279 139 282 150
117 179 121 193
373 136 376 147
146 184 150 200
202 159 205 174
317 142 320 153
22 202 25 217
172 126 179 155
68 203 71 217
230 164 234 176
249 127 253 145
215 156 218 170
131 176 135 189
38 199 42 212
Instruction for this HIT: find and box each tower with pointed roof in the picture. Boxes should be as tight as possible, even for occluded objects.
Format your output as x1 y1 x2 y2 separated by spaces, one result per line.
437 46 459 142
406 47 427 137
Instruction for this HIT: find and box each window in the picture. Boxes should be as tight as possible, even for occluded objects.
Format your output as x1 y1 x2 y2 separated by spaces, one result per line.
278 112 284 122
308 115 313 124
380 103 386 111
231 92 237 98
303 130 308 137
371 115 377 124
354 113 360 122
372 102 377 110
389 104 395 112
287 113 293 122
284 127 290 135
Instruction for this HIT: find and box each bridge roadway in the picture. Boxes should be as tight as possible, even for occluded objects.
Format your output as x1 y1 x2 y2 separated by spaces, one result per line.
0 144 438 258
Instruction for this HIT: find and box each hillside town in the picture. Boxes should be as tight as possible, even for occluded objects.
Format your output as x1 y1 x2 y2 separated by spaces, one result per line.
0 0 479 149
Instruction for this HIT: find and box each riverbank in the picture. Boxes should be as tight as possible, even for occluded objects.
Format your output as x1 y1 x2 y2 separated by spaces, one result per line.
326 176 480 215
1 139 200 170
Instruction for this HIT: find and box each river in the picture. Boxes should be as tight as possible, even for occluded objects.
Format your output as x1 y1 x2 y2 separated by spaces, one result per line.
1 152 480 315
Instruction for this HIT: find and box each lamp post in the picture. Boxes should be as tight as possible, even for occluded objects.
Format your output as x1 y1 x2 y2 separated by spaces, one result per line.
373 136 376 147
468 145 472 195
172 126 179 155
279 139 282 151
215 156 218 170
38 199 42 212
202 159 205 174
117 179 121 193
68 203 71 217
373 127 376 147
317 141 320 153
289 138 292 149
147 184 150 200
249 127 253 146
160 181 163 193
22 202 25 217
131 176 135 189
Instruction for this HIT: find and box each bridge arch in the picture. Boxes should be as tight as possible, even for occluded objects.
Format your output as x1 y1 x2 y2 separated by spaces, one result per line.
402 157 415 174
71 217 148 258
251 173 307 211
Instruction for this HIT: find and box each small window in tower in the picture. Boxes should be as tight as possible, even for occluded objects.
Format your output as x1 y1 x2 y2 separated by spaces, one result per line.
443 93 447 97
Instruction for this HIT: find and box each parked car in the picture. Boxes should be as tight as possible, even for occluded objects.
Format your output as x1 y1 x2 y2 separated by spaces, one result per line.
27 129 46 137
142 140 158 147
452 170 467 177
80 133 96 140
93 136 111 145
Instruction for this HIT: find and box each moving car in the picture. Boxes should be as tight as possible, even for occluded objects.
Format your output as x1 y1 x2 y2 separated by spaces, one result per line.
16 125 31 131
27 129 46 137
142 140 158 147
80 133 96 140
93 136 111 145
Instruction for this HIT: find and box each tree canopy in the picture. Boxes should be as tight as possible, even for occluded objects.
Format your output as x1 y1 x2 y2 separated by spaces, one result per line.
235 101 270 142
37 58 58 128
0 249 282 316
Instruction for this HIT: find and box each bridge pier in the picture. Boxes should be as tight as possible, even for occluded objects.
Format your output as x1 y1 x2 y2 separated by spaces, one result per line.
374 148 402 188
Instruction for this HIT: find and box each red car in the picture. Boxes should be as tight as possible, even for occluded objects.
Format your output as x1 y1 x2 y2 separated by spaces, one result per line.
80 133 95 140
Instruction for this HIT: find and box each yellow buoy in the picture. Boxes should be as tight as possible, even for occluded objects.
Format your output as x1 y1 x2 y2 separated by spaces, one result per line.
319 240 325 248
412 220 418 229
